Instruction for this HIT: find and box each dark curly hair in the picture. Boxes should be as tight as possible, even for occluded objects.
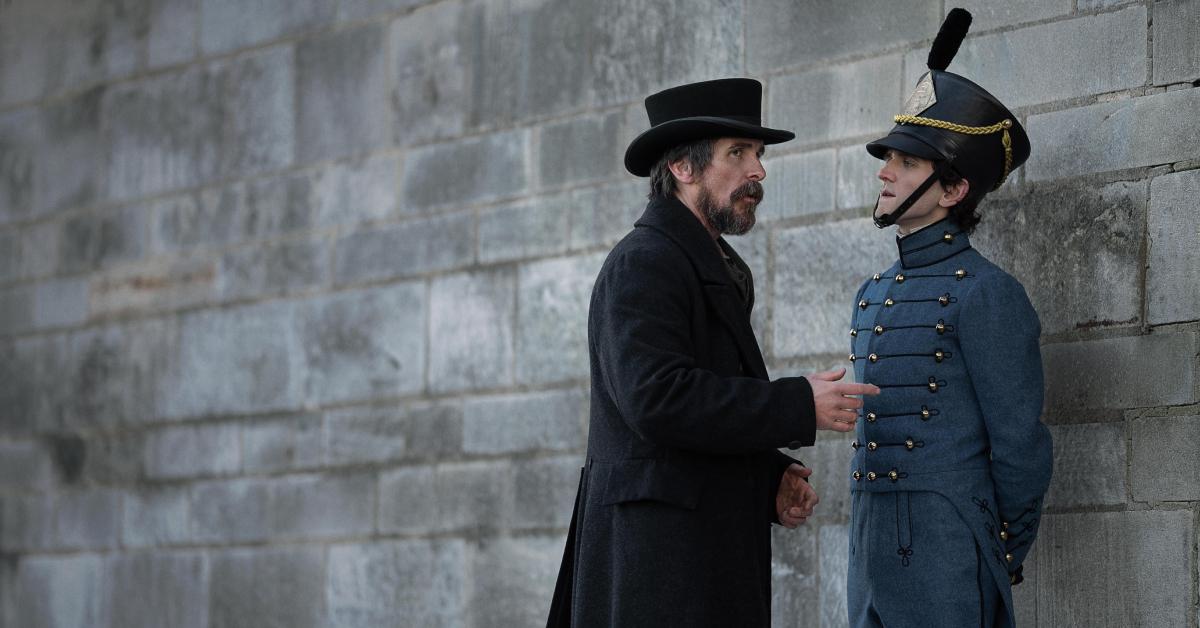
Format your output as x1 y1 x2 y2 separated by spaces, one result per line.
933 160 983 234
648 138 716 199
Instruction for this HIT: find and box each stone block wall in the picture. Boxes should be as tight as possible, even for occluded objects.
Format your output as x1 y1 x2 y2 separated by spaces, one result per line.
0 1 1197 626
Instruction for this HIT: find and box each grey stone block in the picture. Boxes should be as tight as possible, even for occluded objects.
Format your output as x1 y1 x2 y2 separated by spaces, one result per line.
311 154 399 226
0 230 17 282
429 268 515 392
299 283 425 404
199 0 336 54
973 180 1146 335
0 107 38 223
1027 88 1200 181
192 474 374 543
15 220 61 280
1043 333 1197 414
402 130 530 211
1148 168 1200 324
819 524 850 628
759 149 837 221
1079 0 1140 8
1036 510 1192 627
32 89 109 217
1012 544 1037 626
837 146 883 211
567 180 645 251
467 536 562 628
0 285 33 335
242 413 325 474
390 1 469 147
512 455 582 529
144 422 241 480
516 253 604 385
164 301 305 419
12 554 111 628
772 218 896 358
297 23 391 163
379 462 510 534
0 440 53 492
538 112 623 187
341 0 425 21
1043 422 1126 509
0 494 54 552
59 204 146 273
923 7 1146 110
89 256 218 318
0 1 104 105
949 0 1071 30
771 524 819 627
326 401 463 466
61 318 172 429
191 478 272 543
123 485 193 548
219 237 330 301
147 0 199 68
327 540 467 628
770 56 902 148
209 547 326 628
1131 415 1200 501
462 388 586 455
108 551 209 628
105 46 294 200
32 277 89 329
0 334 67 435
748 0 940 71
77 431 145 485
478 194 571 264
333 211 474 284
53 488 121 551
1154 0 1200 85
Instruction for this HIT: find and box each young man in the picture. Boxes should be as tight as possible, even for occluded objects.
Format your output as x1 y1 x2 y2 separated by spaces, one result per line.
846 10 1053 628
547 78 879 628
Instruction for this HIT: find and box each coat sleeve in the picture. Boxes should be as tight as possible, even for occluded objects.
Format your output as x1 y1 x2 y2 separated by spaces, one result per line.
590 242 816 455
957 273 1053 578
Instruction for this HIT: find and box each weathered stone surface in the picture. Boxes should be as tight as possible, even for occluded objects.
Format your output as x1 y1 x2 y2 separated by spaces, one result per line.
15 220 61 280
209 547 326 628
163 301 304 419
122 485 192 548
219 237 330 301
77 431 145 485
512 455 583 529
974 180 1146 335
12 554 110 628
1043 422 1126 509
199 0 335 54
759 149 837 221
1036 510 1193 627
155 178 309 254
773 218 895 358
390 1 470 146
340 0 425 21
516 253 604 385
327 540 466 628
0 440 53 492
108 551 208 628
429 268 515 392
819 524 850 628
0 494 52 552
147 0 199 68
90 256 218 317
462 388 586 455
1043 333 1197 413
242 413 324 474
0 285 34 336
333 211 474 284
402 130 530 211
326 401 463 466
30 277 88 330
144 422 241 480
53 488 121 550
567 180 645 251
1131 415 1200 502
1154 0 1200 85
467 536 562 628
61 318 173 429
105 46 294 200
538 112 623 187
192 474 375 543
836 145 882 211
0 107 40 223
949 0 1071 30
0 334 68 435
771 56 901 148
311 154 399 226
1148 168 1200 324
1012 544 1037 627
771 523 819 627
379 462 510 534
297 23 391 163
1027 88 1200 181
478 194 571 264
0 229 18 282
60 205 146 273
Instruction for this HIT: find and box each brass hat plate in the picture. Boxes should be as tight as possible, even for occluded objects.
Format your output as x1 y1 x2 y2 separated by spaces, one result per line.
902 72 937 117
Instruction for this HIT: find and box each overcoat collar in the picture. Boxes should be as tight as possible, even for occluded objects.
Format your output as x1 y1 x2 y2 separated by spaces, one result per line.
635 195 770 379
896 217 973 269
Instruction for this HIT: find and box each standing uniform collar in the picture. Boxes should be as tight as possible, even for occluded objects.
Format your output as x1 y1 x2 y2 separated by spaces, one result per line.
896 218 972 269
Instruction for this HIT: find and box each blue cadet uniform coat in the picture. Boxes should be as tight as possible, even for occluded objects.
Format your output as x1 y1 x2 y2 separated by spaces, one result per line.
846 218 1052 628
549 195 817 628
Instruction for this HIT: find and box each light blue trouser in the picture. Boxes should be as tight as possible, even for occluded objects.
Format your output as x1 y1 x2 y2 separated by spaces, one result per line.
848 491 1002 628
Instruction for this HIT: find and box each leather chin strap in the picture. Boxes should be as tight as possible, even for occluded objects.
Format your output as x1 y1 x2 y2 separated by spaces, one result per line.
873 171 941 229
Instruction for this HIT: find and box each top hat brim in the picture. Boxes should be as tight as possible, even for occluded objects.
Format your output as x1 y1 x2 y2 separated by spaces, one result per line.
624 117 795 177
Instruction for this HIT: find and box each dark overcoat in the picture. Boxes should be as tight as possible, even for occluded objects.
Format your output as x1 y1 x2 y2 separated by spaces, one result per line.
550 195 818 628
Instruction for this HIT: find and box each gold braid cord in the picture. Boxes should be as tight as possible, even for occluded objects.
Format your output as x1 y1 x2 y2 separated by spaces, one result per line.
893 114 1013 189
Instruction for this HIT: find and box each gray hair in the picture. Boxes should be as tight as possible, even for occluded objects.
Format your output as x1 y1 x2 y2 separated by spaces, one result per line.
648 138 716 199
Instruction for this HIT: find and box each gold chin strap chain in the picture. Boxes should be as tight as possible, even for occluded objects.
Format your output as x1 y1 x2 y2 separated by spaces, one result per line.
892 114 1013 190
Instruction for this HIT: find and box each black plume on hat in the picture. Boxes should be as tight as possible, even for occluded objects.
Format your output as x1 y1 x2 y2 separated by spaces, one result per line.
927 8 972 71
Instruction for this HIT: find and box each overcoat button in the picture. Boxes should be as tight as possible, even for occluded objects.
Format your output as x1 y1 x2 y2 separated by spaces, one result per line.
1000 530 1009 541
1005 553 1014 563
867 442 878 451
868 353 879 363
895 273 905 283
1002 522 1009 530
874 325 884 335
888 469 899 481
859 299 869 310
866 471 877 481
867 412 877 422
943 232 954 243
884 298 895 307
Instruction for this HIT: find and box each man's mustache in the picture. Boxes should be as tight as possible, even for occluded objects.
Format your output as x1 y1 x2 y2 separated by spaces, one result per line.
730 181 764 203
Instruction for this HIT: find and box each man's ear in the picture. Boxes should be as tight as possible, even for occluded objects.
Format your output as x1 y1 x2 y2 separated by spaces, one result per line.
939 178 970 207
667 159 697 184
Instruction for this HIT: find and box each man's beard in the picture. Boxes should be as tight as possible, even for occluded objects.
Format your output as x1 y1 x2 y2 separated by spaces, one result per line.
698 180 764 236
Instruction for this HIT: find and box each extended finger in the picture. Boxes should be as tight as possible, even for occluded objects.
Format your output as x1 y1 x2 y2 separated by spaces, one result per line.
838 382 881 396
809 368 847 382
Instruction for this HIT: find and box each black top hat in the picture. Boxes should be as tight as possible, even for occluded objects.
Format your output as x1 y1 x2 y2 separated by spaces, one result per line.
624 78 795 177
866 9 1030 193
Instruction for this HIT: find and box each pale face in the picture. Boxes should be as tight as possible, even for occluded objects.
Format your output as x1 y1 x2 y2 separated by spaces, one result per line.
694 137 767 235
875 149 953 234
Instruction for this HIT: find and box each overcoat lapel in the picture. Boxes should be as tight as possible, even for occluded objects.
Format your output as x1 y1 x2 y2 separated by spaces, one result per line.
635 196 770 380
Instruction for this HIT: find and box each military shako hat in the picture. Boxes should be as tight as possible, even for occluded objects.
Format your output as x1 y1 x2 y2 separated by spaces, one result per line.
624 78 795 177
866 8 1030 194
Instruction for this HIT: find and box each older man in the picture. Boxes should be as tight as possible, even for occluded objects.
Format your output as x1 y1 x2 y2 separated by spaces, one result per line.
547 78 879 628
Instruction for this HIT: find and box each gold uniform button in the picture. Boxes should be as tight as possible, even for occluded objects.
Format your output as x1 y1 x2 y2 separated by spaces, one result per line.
850 328 858 337
888 469 899 481
867 441 878 451
874 325 884 335
943 232 954 243
928 380 939 392
1005 553 1014 563
1000 530 1009 541
938 294 950 306
849 353 857 362
895 273 905 283
873 273 882 281
851 441 860 450
920 408 931 420
935 321 946 334
853 471 862 481
955 269 967 279
884 298 895 307
934 350 945 362
867 412 877 422
866 471 877 481
868 353 879 363
904 438 915 450
859 299 869 310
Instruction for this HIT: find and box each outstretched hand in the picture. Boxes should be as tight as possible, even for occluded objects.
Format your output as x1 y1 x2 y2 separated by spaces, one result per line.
776 463 819 528
806 368 879 432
